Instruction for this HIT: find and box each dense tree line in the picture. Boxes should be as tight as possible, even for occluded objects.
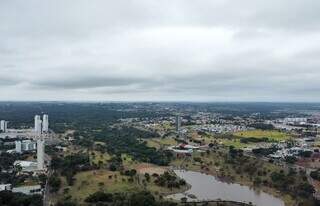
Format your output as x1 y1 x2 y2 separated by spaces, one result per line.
310 170 320 181
89 127 172 166
248 123 275 130
0 191 42 206
83 191 178 206
0 152 18 170
51 153 91 185
252 147 278 156
226 147 315 203
0 102 170 133
240 137 269 143
48 174 61 192
154 172 186 189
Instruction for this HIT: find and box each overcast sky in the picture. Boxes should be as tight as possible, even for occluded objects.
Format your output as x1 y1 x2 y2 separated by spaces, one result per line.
1 0 320 102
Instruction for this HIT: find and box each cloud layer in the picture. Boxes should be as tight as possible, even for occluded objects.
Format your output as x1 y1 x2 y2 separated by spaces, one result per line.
1 0 320 101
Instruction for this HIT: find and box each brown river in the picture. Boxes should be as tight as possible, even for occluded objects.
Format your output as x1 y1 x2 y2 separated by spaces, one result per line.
167 170 285 206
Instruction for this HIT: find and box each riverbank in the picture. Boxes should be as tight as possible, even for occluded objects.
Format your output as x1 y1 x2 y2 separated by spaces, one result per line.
167 170 285 206
169 150 297 206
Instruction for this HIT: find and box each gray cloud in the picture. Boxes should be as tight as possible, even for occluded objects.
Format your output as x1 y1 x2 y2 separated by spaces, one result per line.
0 0 320 101
32 75 148 89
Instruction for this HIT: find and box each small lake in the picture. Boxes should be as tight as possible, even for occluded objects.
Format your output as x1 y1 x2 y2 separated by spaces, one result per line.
167 170 285 206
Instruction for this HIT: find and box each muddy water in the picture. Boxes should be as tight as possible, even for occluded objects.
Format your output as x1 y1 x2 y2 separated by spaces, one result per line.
167 170 285 206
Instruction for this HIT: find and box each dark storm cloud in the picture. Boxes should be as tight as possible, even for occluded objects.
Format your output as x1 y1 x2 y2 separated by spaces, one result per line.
32 75 148 89
0 0 320 101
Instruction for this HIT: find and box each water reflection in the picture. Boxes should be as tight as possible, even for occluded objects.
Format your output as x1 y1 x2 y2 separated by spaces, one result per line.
167 170 285 206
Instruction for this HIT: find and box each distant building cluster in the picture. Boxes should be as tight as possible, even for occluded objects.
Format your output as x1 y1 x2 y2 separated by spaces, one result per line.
195 124 251 134
284 117 308 125
13 139 45 171
0 115 49 172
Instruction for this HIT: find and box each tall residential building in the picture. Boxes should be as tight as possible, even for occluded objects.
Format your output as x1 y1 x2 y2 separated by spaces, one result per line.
34 115 42 135
15 141 22 153
42 114 49 133
0 120 8 133
15 140 37 154
176 115 181 132
37 139 45 170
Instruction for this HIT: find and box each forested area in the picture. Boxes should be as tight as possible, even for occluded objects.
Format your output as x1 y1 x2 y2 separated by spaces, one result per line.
0 191 42 206
76 126 172 166
0 102 170 132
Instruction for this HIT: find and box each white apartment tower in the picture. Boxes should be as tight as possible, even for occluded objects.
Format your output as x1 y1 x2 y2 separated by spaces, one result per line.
175 115 181 132
15 140 22 153
34 115 42 135
0 120 8 133
15 140 37 154
42 114 49 133
37 139 45 170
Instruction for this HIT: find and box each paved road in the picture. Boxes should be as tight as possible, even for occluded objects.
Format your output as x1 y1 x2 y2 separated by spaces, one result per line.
43 169 54 206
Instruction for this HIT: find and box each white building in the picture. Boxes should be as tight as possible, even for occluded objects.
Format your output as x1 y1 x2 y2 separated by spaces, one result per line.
12 185 42 195
14 160 38 172
0 120 8 133
42 114 49 133
176 115 181 132
15 140 37 153
15 140 22 153
37 139 45 170
284 117 307 125
34 115 42 135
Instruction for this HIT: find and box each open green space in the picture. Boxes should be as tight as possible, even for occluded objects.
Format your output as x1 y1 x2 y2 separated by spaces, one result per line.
60 170 138 203
56 168 188 205
89 150 111 166
146 138 178 149
233 129 290 141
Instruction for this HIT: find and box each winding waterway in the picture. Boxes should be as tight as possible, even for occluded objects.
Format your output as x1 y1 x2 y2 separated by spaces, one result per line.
167 170 285 206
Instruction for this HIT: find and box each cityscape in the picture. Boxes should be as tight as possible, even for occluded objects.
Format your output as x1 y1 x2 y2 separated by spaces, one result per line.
0 103 320 206
1 1 320 206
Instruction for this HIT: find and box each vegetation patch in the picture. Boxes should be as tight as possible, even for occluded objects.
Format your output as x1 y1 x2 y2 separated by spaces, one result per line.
234 130 289 141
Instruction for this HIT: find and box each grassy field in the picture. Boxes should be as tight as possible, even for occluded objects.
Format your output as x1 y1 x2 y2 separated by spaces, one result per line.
218 139 249 149
56 167 188 205
233 130 290 141
146 138 178 149
62 170 139 203
204 130 291 149
89 150 111 166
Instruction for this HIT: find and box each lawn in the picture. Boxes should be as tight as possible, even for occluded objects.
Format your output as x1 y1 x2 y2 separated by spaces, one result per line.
146 138 178 149
219 139 249 149
233 129 290 141
63 170 139 203
122 153 140 168
57 167 188 204
89 150 111 166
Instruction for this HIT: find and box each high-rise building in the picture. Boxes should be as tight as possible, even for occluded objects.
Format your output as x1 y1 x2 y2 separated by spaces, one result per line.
15 140 37 154
37 139 45 170
34 115 42 135
0 120 8 133
42 114 49 133
15 141 22 153
176 115 181 132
